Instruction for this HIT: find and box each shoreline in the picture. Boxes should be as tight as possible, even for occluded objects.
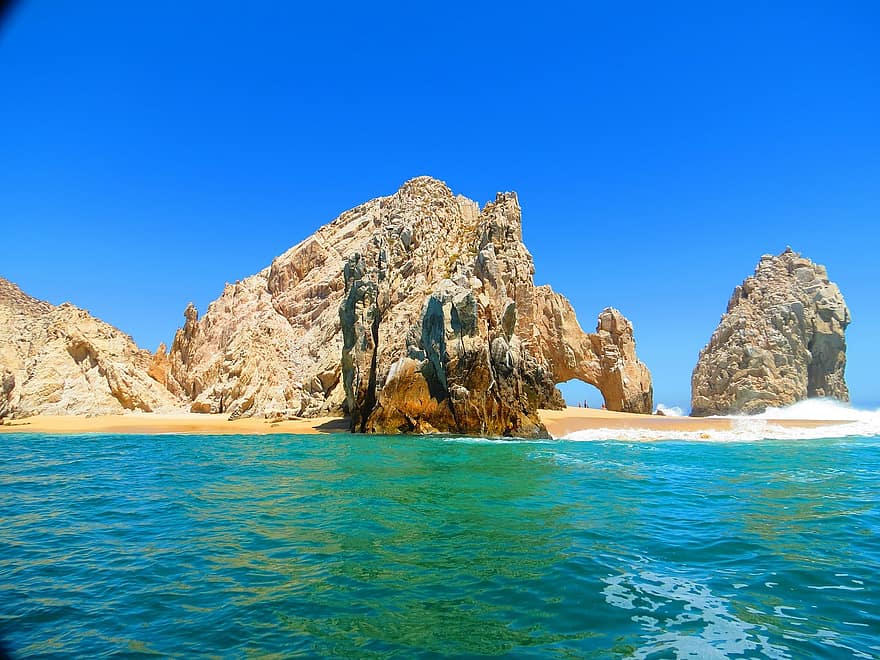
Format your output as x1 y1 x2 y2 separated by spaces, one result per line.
0 407 855 438
538 407 851 438
0 413 350 436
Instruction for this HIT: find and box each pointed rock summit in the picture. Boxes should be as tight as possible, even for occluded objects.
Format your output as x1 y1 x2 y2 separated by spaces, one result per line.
0 277 183 419
691 248 850 416
164 176 652 435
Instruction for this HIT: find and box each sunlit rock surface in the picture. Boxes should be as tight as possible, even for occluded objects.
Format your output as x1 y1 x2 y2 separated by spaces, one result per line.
0 277 183 419
692 248 850 416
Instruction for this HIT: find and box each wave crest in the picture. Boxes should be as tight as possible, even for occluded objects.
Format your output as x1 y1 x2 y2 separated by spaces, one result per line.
564 399 880 442
654 404 684 417
753 398 878 421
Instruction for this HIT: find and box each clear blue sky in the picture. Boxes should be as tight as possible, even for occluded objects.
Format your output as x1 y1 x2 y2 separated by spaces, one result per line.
1 2 878 410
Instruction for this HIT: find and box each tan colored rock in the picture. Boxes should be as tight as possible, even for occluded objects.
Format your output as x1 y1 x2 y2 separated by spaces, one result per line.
0 277 185 419
167 177 652 428
147 342 171 387
339 178 653 436
532 293 653 414
691 248 850 416
166 177 483 419
343 273 559 437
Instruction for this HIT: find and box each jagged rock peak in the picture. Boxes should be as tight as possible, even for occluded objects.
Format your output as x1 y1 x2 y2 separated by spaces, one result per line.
0 277 185 419
0 276 53 317
339 180 653 436
691 248 850 416
395 175 455 200
163 177 481 419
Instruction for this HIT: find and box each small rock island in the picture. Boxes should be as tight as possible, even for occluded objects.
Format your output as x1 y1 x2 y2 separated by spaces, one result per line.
691 248 850 416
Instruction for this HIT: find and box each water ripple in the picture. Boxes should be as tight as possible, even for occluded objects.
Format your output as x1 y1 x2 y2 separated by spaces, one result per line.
0 433 878 657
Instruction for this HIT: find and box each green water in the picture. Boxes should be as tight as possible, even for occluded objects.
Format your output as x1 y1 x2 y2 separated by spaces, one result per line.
1 433 878 658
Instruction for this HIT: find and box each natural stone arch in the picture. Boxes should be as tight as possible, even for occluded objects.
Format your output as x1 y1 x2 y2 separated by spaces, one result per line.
529 287 653 414
557 378 606 409
334 178 654 437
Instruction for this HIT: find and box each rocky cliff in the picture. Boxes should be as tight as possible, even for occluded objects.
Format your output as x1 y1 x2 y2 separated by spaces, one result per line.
166 177 653 433
691 248 850 416
0 277 184 419
340 180 653 436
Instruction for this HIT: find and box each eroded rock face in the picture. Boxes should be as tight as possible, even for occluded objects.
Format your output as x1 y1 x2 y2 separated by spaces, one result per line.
339 178 653 436
0 277 184 419
343 271 559 437
691 248 850 416
166 177 652 426
532 292 653 414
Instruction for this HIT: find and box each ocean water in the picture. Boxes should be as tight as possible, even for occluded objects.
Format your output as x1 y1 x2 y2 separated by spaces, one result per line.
1 428 878 657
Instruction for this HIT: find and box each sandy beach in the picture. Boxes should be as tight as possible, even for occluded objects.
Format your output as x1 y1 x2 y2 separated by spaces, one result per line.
0 413 350 435
537 407 851 438
0 407 854 438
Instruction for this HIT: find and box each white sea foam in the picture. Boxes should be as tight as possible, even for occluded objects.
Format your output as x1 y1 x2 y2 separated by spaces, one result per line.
440 436 512 444
564 399 880 442
753 398 877 421
440 436 551 444
654 403 684 417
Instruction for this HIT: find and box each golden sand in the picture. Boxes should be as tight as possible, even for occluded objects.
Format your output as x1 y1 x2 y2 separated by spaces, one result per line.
538 407 852 438
0 407 854 439
0 413 349 435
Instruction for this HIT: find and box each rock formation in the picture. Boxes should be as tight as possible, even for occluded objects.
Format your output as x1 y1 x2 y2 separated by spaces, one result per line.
691 248 850 416
337 178 653 436
0 277 184 419
166 177 653 433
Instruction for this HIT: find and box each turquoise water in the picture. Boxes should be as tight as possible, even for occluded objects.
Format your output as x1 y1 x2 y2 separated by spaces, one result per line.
1 433 878 658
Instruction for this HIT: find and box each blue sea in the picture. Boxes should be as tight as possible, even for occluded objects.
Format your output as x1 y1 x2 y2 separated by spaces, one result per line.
1 425 878 657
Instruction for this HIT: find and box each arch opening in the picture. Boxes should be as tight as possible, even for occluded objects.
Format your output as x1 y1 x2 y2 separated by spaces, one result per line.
557 379 606 410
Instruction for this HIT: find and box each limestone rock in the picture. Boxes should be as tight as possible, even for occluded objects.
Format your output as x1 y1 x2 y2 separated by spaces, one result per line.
532 293 653 414
167 176 652 428
691 248 850 416
343 273 558 437
338 178 653 437
147 342 171 387
0 277 185 419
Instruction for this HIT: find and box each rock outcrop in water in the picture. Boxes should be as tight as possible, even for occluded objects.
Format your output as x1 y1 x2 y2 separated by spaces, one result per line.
691 248 850 416
166 177 652 433
0 277 184 419
338 178 653 436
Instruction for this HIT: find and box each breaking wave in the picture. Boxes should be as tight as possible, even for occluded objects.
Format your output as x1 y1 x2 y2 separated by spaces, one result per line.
564 399 880 443
654 403 684 417
753 398 877 421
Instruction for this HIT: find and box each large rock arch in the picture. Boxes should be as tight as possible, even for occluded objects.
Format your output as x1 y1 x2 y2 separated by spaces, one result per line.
531 289 653 414
340 178 654 437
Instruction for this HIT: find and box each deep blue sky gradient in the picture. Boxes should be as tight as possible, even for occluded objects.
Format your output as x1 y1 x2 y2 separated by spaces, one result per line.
1 2 878 409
